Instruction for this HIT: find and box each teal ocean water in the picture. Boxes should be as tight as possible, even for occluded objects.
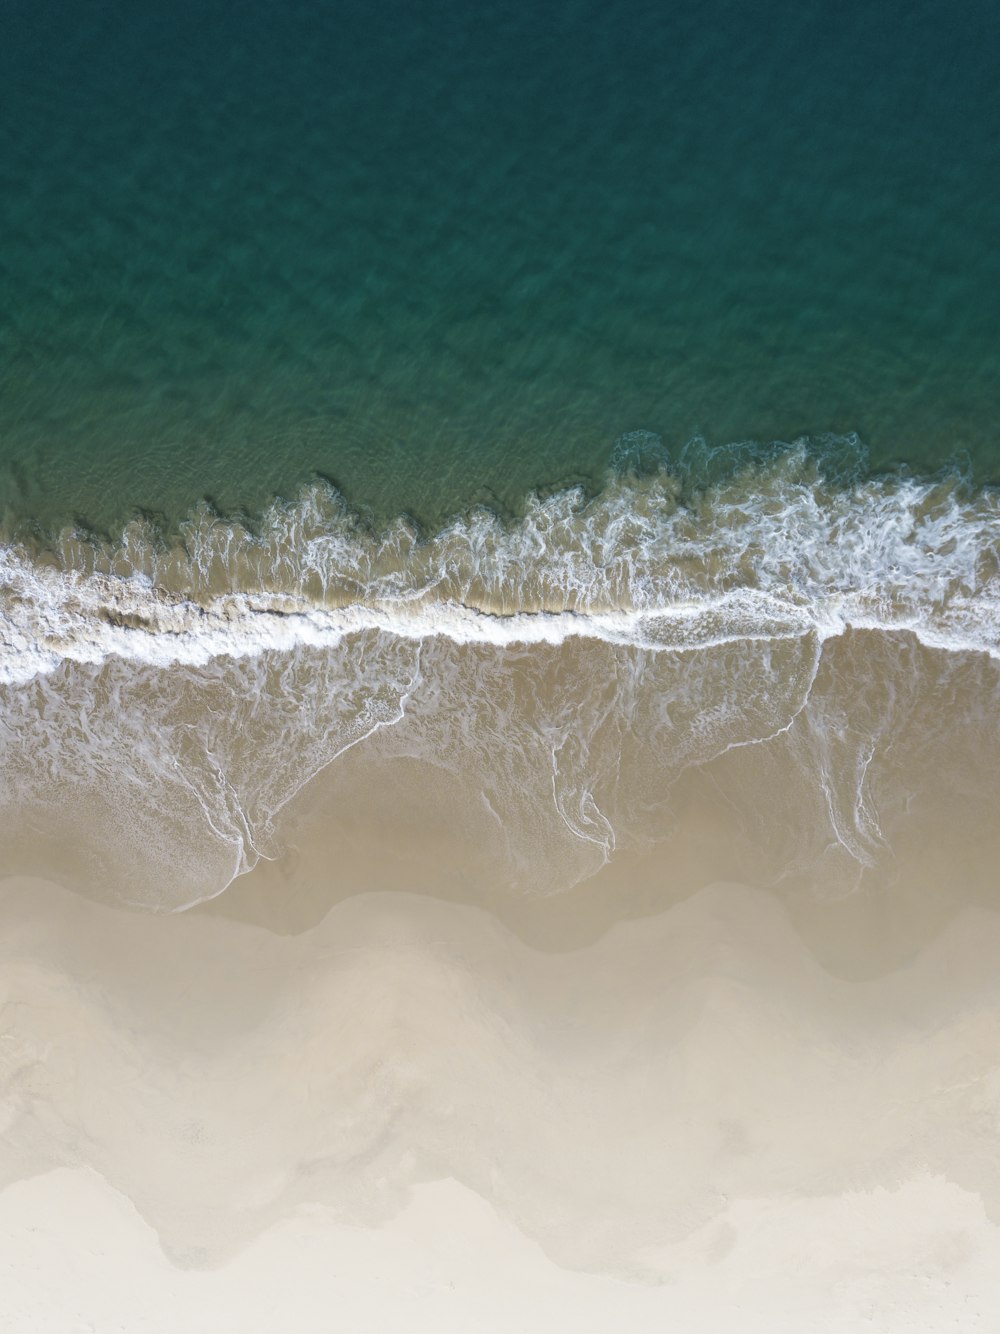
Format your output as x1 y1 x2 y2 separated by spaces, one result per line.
2 0 998 536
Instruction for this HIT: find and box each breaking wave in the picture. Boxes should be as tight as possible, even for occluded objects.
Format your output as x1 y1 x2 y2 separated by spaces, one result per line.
2 441 1000 910
2 440 1000 683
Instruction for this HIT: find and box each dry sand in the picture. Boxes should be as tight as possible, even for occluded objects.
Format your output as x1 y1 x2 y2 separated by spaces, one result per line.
4 842 1000 1331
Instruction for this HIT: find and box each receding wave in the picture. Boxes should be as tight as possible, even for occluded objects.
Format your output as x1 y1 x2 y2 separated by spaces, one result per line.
2 442 1000 911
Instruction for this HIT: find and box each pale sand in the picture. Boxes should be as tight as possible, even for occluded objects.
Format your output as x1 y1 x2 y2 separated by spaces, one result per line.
4 856 1000 1331
3 1168 999 1333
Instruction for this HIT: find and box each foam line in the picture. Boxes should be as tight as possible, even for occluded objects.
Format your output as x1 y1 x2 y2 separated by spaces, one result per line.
3 454 1000 684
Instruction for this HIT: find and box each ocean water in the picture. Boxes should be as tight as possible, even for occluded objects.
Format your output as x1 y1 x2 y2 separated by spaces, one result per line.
1 0 1000 911
2 0 999 537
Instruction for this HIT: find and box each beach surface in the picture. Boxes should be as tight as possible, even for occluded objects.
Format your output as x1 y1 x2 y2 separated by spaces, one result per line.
4 747 1000 1333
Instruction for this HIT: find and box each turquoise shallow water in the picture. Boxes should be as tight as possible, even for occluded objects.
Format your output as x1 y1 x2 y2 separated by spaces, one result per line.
1 0 998 535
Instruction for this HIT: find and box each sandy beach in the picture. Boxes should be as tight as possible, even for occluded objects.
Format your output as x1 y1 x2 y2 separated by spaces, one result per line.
4 778 1000 1333
3 615 1000 1329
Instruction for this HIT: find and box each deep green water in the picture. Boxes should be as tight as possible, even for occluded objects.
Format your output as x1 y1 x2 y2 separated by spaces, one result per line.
1 0 998 536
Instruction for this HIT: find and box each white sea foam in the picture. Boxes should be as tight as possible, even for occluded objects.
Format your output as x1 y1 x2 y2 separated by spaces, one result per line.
3 451 1000 910
2 448 1000 685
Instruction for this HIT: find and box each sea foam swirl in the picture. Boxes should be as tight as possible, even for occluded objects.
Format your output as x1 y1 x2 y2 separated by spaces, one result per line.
2 445 999 685
3 446 1000 911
